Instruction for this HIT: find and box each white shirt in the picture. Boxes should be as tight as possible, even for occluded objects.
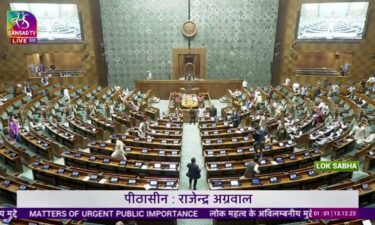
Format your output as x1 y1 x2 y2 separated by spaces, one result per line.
321 105 329 115
292 82 300 92
285 78 290 86
0 97 7 105
109 105 115 114
63 89 70 101
242 80 248 88
331 85 339 93
25 86 32 97
146 71 152 80
367 77 375 83
259 116 267 130
138 122 148 137
255 92 262 104
317 102 326 110
198 107 205 118
41 76 49 86
111 140 126 159
348 86 356 93
350 125 366 142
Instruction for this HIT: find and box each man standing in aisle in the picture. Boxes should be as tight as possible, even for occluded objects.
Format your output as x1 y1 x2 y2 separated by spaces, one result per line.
186 157 201 190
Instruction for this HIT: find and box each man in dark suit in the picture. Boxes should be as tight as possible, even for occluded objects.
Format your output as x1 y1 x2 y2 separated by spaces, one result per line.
209 105 217 118
186 157 201 190
190 108 197 125
231 110 241 128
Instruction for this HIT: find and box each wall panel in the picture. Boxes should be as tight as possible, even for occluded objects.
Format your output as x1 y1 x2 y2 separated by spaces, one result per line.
100 0 279 88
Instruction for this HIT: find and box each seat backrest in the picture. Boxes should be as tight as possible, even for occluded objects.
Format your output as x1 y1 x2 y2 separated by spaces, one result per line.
5 105 14 114
0 112 8 121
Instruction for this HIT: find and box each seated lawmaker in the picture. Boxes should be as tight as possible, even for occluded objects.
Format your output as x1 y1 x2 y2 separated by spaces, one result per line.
292 81 300 93
367 75 375 84
347 85 356 100
63 88 71 102
29 118 43 130
0 95 7 106
349 118 369 147
312 108 325 126
24 83 32 97
41 74 49 86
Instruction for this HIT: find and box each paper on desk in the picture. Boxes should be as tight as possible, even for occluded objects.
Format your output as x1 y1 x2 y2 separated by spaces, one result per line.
99 179 107 184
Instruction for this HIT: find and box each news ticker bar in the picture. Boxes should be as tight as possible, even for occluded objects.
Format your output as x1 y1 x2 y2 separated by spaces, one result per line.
1 208 375 220
17 190 358 208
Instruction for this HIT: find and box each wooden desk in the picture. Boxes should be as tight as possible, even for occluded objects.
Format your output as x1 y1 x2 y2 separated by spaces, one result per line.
203 141 295 162
145 107 160 120
206 149 322 178
112 112 134 127
363 151 375 172
221 107 253 119
200 127 254 139
157 116 184 124
208 168 352 190
0 145 23 172
324 178 375 206
199 123 232 131
149 122 183 131
62 149 180 177
44 121 87 149
202 136 254 150
20 131 54 160
135 80 242 99
331 135 356 159
112 134 182 150
2 135 31 162
128 127 182 139
129 110 147 121
68 117 107 141
0 174 60 204
30 160 179 190
198 116 226 124
0 175 37 202
90 114 125 134
89 141 181 162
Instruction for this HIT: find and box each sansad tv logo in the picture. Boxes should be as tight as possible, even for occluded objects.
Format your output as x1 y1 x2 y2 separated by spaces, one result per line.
7 11 37 44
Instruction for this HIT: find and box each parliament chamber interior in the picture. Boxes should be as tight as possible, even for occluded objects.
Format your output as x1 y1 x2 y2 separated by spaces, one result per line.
0 0 375 225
